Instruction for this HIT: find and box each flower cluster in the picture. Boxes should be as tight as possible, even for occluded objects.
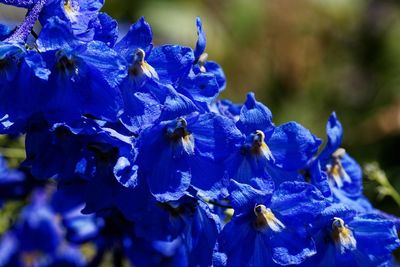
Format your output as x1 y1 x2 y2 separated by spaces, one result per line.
0 0 399 266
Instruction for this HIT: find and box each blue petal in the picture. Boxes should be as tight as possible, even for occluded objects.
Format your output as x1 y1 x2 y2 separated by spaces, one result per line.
194 17 206 61
78 41 127 88
271 228 317 265
339 153 363 198
205 61 226 91
236 92 274 136
115 16 153 61
158 86 198 121
91 12 119 47
268 121 322 171
37 16 78 52
187 201 220 266
147 45 194 85
270 182 327 226
349 214 400 256
0 24 11 40
214 214 257 267
113 156 138 188
179 71 220 104
228 179 273 214
119 89 162 134
188 113 243 161
214 99 242 120
320 112 343 159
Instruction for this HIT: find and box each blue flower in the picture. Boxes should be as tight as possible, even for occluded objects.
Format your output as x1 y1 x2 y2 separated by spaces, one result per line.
90 12 119 47
0 189 86 267
225 92 322 184
25 119 139 213
0 42 50 133
137 112 242 201
213 180 327 266
114 17 198 134
175 17 226 106
0 155 26 205
36 17 126 123
40 0 104 40
304 204 400 267
307 112 368 214
117 185 221 266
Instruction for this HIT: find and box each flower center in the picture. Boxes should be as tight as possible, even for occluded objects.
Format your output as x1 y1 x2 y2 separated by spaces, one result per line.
326 148 351 188
165 118 194 154
249 130 273 160
331 217 357 253
129 48 158 79
63 0 78 21
253 204 285 232
197 53 208 73
56 51 78 76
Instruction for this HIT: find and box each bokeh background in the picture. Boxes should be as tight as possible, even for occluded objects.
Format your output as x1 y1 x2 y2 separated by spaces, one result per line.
0 0 399 216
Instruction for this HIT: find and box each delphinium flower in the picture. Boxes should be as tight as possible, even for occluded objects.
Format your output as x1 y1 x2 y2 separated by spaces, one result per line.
114 16 197 134
136 112 242 201
300 204 400 267
213 179 327 266
0 155 26 206
24 118 138 213
0 189 86 267
224 92 322 185
177 17 226 108
0 42 50 133
0 0 398 266
40 0 105 41
308 112 374 212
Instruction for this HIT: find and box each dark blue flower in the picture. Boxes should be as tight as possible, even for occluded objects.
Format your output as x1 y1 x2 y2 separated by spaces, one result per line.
213 180 327 266
177 17 226 105
90 12 119 47
24 119 139 214
304 204 400 267
36 17 126 123
0 188 86 267
114 17 198 134
225 93 322 184
0 42 50 134
311 113 364 207
117 185 220 266
0 155 26 205
137 112 242 201
40 0 104 40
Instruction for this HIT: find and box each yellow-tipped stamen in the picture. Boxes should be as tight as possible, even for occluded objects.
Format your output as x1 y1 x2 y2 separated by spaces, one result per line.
327 148 351 188
129 48 158 79
331 217 357 254
64 0 78 22
253 204 285 232
251 130 274 161
166 118 194 154
198 53 208 73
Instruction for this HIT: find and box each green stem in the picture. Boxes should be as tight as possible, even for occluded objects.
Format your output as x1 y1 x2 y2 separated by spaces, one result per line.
364 162 400 207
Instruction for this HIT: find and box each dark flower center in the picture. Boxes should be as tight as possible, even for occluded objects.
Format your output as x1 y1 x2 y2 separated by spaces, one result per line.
166 118 191 143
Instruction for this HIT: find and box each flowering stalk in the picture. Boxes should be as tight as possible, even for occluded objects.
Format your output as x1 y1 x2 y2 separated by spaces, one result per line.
5 0 46 42
0 0 35 8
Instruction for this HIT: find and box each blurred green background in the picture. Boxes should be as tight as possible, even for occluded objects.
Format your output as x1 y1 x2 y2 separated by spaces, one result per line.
103 0 400 215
